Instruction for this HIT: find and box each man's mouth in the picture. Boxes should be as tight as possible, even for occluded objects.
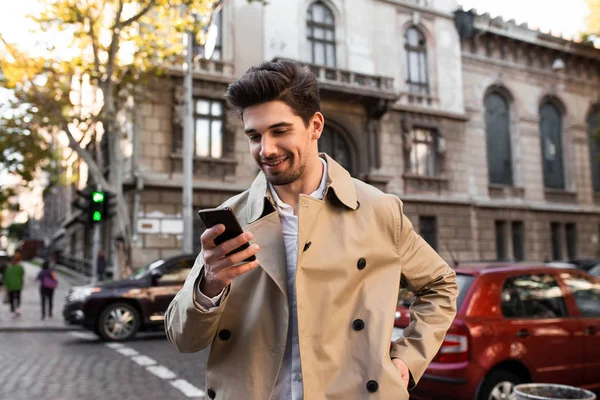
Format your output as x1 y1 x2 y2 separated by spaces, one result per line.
262 158 287 168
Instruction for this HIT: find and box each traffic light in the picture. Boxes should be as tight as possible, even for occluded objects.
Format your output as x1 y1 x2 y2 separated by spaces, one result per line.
90 190 105 222
71 188 116 226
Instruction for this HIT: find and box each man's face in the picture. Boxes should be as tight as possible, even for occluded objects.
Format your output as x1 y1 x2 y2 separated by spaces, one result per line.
13 253 21 263
243 101 322 186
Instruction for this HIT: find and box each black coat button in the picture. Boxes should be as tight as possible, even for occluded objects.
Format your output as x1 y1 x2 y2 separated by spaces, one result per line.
366 380 378 393
303 242 312 252
207 388 216 399
218 329 231 341
352 319 365 331
357 258 367 270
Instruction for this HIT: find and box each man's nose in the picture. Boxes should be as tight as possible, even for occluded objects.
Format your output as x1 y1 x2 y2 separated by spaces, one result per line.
260 135 277 158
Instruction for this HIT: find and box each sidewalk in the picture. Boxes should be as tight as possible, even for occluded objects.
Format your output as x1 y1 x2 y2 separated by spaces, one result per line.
0 260 86 332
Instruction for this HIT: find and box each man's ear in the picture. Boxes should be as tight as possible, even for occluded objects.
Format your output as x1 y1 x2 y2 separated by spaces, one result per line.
310 112 325 140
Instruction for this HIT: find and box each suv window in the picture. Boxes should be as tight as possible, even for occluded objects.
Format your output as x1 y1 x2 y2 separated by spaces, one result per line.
158 259 193 283
501 274 568 319
561 273 600 318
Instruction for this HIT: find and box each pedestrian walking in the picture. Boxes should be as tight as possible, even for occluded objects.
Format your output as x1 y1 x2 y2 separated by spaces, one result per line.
37 260 58 319
97 250 106 282
165 60 458 399
4 251 24 319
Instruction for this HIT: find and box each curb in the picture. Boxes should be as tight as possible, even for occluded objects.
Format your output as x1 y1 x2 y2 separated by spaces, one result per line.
0 326 84 332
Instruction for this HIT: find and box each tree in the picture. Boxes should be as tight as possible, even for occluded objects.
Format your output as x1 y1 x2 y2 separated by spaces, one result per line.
0 0 224 277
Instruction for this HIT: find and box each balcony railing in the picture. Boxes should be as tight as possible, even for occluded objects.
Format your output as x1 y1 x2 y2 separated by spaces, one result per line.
306 63 397 100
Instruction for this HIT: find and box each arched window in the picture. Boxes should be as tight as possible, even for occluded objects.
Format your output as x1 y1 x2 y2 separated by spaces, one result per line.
484 92 513 185
404 27 429 95
588 111 600 192
319 125 352 174
307 2 336 67
539 101 565 189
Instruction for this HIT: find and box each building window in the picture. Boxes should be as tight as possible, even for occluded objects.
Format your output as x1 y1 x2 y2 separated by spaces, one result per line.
565 223 577 260
485 92 513 185
404 27 429 95
409 128 437 176
307 1 336 67
495 220 507 261
551 222 562 261
540 102 565 189
419 216 437 250
319 125 352 174
511 221 525 261
588 112 600 192
193 98 224 158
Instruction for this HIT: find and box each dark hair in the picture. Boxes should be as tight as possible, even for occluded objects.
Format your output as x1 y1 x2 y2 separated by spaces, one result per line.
225 59 320 127
42 261 49 270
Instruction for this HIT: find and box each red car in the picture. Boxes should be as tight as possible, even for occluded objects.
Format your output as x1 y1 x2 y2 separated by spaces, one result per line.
393 263 600 400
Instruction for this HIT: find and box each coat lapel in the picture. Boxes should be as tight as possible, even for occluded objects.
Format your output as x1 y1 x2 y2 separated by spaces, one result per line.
245 211 288 300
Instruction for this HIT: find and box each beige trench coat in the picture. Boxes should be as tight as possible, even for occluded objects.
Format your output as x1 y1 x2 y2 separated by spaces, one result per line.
165 155 458 400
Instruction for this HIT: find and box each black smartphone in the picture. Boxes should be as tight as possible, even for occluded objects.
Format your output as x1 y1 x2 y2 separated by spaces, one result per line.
198 207 256 262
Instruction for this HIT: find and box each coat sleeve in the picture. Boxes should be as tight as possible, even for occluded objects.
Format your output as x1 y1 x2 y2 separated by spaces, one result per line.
164 252 230 353
389 197 458 389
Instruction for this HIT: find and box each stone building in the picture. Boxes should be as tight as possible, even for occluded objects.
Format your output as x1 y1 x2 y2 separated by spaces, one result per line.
47 0 600 269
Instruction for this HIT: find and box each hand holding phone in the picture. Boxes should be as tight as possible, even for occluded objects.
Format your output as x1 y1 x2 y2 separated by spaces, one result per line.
198 207 260 297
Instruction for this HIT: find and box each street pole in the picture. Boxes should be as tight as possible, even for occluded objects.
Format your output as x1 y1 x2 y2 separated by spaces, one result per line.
91 184 101 285
182 29 194 254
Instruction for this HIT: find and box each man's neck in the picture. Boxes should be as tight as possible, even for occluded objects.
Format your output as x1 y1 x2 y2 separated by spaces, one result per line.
272 157 324 214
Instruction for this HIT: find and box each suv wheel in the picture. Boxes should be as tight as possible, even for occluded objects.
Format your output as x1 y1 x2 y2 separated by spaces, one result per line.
478 369 522 400
96 302 140 342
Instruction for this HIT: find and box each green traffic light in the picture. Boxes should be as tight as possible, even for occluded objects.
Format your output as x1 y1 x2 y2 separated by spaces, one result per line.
93 211 102 221
92 191 105 203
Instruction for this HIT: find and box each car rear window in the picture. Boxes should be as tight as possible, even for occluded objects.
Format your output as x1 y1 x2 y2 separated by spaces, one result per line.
397 273 474 311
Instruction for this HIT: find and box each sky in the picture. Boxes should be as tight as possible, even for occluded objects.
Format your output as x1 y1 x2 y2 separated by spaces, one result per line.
0 0 591 52
458 0 589 39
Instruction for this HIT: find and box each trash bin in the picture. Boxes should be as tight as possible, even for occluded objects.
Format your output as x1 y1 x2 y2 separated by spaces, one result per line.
513 384 596 400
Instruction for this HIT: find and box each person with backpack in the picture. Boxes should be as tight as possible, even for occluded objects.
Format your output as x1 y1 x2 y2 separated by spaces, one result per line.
37 260 58 319
4 251 24 318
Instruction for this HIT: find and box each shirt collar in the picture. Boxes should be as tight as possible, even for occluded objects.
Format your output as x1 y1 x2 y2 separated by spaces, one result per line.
268 157 328 210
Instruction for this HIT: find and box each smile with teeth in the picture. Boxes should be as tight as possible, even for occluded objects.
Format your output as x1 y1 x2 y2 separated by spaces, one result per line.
263 158 287 167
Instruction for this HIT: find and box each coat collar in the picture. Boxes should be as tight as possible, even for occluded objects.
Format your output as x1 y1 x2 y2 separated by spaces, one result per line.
246 153 358 224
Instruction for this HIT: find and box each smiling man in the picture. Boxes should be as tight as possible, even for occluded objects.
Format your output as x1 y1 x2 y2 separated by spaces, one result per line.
165 59 458 400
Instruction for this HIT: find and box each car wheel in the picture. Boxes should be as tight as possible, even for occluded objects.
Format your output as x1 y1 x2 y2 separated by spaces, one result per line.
96 302 140 342
478 369 522 400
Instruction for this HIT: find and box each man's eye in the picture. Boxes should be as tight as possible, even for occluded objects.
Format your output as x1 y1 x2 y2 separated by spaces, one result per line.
273 130 288 135
248 135 260 141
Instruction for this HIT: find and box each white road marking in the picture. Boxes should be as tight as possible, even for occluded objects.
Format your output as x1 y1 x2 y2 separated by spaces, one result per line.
104 339 205 398
170 379 205 398
115 347 140 356
69 331 97 341
131 355 157 367
146 365 177 380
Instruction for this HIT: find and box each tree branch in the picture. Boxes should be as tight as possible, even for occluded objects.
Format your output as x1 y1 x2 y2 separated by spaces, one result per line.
119 0 156 28
104 0 124 93
62 122 111 190
86 11 101 76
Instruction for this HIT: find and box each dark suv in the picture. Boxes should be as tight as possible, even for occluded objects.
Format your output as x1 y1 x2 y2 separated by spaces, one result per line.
63 254 195 341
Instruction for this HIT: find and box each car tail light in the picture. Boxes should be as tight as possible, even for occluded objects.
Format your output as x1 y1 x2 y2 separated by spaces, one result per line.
432 324 469 363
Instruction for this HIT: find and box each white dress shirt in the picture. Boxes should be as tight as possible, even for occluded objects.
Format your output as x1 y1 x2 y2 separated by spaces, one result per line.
195 158 328 400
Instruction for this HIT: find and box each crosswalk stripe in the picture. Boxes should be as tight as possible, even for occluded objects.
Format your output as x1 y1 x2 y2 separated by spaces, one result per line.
130 355 157 367
115 347 140 356
146 365 177 380
170 379 205 398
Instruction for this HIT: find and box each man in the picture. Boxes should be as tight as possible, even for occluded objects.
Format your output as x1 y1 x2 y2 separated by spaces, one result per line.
5 251 24 318
97 250 106 282
165 60 458 399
